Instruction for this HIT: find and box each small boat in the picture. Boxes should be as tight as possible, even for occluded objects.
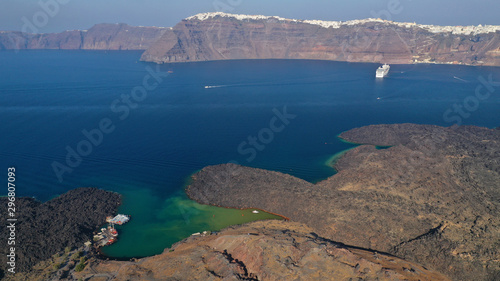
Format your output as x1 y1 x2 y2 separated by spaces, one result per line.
107 214 131 225
109 227 118 237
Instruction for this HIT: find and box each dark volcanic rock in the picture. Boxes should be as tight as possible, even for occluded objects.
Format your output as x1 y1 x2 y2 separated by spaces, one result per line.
186 124 500 281
76 221 451 281
0 188 120 275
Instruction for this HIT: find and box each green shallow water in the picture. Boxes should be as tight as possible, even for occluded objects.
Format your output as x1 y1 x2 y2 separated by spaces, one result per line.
324 147 356 170
101 187 283 258
2 50 500 259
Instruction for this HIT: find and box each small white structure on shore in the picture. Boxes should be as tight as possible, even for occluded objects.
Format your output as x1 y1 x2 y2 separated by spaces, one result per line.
106 214 130 225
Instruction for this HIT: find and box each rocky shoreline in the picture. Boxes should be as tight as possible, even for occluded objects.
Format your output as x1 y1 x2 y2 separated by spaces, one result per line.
3 124 499 280
0 188 121 277
186 124 500 281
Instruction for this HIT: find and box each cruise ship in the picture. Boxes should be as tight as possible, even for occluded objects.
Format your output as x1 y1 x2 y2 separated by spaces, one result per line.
376 64 390 78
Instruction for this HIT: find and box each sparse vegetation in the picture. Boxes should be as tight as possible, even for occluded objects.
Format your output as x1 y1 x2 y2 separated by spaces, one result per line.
74 262 86 272
71 251 82 260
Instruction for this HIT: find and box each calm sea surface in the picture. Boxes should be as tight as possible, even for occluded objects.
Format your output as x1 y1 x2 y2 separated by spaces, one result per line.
1 50 499 257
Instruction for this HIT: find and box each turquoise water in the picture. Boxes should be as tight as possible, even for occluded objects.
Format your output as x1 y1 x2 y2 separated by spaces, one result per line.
1 50 499 257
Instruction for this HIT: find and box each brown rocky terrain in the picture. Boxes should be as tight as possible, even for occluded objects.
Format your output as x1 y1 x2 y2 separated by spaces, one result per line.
0 188 121 277
72 220 450 281
187 124 500 281
141 14 500 66
5 124 498 280
0 23 169 50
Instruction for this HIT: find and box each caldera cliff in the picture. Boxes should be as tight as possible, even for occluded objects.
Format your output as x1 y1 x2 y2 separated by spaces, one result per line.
2 13 500 66
0 23 169 51
141 12 500 66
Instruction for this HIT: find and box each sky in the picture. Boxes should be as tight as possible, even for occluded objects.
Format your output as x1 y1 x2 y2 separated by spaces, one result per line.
1 0 499 33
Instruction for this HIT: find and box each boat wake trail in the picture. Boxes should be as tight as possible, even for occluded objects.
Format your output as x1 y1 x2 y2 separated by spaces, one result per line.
375 94 403 100
204 73 343 89
204 85 227 89
453 76 469 82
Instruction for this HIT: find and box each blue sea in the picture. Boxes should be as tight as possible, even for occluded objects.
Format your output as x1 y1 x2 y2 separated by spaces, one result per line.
1 50 499 257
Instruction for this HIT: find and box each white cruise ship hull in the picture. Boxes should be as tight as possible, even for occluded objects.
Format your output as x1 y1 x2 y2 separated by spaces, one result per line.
376 64 390 78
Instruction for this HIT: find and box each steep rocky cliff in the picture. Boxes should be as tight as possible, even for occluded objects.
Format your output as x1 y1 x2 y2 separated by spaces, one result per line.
2 13 500 66
187 124 500 281
141 12 500 66
0 23 169 50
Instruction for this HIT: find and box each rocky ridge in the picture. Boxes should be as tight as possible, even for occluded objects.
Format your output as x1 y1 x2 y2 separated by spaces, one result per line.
186 124 500 281
74 220 450 281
